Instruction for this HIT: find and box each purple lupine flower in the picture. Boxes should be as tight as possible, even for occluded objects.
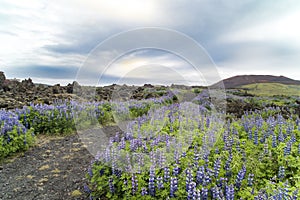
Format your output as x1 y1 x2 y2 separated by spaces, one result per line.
123 178 127 187
170 177 178 197
254 129 258 145
131 174 138 195
126 153 132 172
143 141 148 152
272 133 277 148
141 187 148 196
235 165 246 189
164 167 170 182
173 164 180 176
84 184 91 194
196 166 205 185
88 167 93 177
187 181 196 200
206 117 210 128
225 184 235 200
217 177 227 188
260 130 267 144
137 153 144 174
185 168 193 192
158 150 166 168
211 186 221 199
148 166 156 196
150 150 156 167
181 152 187 158
201 187 208 200
99 168 104 176
118 137 125 150
108 177 114 193
194 152 200 167
284 141 292 156
291 133 296 143
225 153 232 173
278 166 285 180
156 176 164 190
193 189 201 200
278 131 285 143
203 173 212 187
292 189 299 200
215 148 220 154
213 158 221 178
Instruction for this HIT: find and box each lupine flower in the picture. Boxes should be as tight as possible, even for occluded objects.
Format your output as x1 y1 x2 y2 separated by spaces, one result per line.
225 184 235 200
211 186 221 199
193 189 201 200
108 177 114 193
284 141 292 156
217 177 227 188
278 131 285 143
84 184 91 194
203 173 212 186
164 167 170 182
291 133 296 143
131 174 138 195
292 189 299 200
201 187 208 200
194 152 200 166
196 166 205 185
272 134 277 148
254 129 258 145
141 187 148 196
173 165 180 176
88 167 93 177
149 166 156 196
235 165 246 189
187 181 196 200
156 176 164 189
214 158 221 178
186 168 193 191
170 177 178 197
278 166 285 180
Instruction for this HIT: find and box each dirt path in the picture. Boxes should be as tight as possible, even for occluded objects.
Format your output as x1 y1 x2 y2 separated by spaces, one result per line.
0 126 121 200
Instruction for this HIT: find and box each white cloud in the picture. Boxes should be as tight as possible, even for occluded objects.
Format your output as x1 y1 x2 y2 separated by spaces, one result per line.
219 11 300 46
1 0 300 85
216 47 300 81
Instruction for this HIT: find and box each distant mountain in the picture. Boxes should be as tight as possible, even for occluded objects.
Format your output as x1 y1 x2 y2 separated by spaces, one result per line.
211 75 300 89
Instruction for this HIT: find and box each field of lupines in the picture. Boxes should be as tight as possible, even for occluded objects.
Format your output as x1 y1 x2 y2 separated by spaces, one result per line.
84 98 300 199
1 90 300 199
0 93 174 159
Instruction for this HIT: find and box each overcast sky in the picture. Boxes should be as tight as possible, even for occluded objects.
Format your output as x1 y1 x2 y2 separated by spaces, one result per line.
1 0 300 85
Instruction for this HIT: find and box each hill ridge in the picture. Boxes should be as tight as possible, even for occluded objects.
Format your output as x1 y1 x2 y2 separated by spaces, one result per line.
212 75 300 89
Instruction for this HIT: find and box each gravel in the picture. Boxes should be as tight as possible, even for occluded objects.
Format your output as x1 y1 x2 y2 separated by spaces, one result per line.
0 126 121 200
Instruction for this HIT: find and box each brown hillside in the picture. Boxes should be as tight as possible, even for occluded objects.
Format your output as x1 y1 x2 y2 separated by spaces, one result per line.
211 75 300 89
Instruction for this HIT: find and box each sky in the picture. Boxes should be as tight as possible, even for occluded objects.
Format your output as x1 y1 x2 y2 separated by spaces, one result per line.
1 0 300 86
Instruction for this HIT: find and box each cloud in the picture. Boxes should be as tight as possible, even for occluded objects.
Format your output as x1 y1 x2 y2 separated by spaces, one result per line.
1 0 300 85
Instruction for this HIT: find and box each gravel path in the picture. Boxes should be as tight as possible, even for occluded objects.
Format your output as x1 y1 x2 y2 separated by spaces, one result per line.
0 126 121 200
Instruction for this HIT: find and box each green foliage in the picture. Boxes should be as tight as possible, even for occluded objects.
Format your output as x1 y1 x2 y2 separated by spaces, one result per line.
0 127 35 158
87 105 300 199
242 83 300 96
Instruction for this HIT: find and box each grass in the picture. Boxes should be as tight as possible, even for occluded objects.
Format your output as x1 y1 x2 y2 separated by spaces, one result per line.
241 83 300 96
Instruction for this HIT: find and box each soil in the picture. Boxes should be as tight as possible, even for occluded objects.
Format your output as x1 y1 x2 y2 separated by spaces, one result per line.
0 126 121 200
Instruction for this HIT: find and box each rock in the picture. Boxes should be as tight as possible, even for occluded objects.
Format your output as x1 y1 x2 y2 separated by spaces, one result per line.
52 84 60 94
0 71 5 89
143 83 154 88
